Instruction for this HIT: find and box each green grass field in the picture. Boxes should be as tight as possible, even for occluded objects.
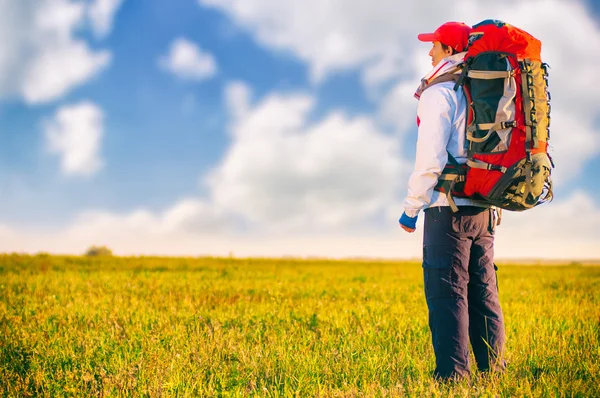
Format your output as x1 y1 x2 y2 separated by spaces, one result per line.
1 254 599 397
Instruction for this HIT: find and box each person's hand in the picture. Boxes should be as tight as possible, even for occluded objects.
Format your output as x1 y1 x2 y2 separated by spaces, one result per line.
399 212 418 233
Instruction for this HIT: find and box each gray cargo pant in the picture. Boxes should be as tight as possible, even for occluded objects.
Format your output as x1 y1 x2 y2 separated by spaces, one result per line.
423 206 506 380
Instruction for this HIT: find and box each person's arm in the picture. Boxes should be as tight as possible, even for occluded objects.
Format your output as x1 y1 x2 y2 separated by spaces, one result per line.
403 85 454 219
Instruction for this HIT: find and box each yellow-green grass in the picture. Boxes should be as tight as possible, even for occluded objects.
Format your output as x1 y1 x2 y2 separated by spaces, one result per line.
1 254 599 397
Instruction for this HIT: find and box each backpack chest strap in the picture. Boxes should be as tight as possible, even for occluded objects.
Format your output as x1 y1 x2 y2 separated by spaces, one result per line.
467 159 508 173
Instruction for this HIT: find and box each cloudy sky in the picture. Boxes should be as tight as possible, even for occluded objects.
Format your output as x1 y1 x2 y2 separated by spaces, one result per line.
1 0 599 260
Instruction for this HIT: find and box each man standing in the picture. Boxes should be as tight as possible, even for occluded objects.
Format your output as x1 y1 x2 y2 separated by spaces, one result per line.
399 22 506 380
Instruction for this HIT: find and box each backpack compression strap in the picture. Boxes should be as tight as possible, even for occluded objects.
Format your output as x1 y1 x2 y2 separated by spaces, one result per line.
438 152 465 213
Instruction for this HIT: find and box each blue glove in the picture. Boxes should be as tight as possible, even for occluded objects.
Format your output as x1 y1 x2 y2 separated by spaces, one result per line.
399 212 418 230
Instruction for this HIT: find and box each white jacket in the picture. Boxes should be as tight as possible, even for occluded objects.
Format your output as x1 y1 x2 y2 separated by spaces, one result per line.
403 53 487 218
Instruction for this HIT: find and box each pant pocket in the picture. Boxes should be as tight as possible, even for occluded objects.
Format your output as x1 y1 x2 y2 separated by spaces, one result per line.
424 268 455 301
423 245 466 301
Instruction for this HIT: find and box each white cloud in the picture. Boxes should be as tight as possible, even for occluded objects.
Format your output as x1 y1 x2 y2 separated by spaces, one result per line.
198 0 425 84
198 0 600 89
0 0 111 104
44 101 104 176
87 0 126 38
159 38 218 81
225 81 252 121
23 42 111 104
379 80 420 134
494 191 600 259
0 198 239 257
161 199 233 233
544 110 598 184
68 197 233 237
204 82 407 232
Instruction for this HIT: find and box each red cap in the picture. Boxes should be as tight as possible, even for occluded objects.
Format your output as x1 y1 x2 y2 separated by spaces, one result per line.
418 22 472 52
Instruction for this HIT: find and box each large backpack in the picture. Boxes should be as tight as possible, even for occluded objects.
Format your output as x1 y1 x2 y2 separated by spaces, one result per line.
433 20 554 212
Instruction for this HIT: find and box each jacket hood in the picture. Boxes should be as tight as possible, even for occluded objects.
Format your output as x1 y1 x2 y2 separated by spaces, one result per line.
414 52 466 99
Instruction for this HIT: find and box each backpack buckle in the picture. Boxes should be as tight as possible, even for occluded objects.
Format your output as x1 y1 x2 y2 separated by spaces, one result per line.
453 63 470 91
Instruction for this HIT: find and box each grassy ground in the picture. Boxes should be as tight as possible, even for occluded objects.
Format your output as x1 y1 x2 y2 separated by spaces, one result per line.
1 254 599 397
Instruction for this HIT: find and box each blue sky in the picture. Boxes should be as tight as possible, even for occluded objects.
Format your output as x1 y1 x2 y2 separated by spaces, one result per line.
0 0 599 259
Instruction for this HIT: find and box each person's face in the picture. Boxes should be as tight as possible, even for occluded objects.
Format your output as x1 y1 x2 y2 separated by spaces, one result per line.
429 41 453 66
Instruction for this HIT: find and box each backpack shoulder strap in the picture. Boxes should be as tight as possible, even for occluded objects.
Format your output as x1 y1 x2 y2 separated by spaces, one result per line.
428 73 460 87
420 67 461 94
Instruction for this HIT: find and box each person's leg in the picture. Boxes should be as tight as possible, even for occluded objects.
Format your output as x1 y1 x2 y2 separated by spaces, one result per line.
423 207 472 380
467 208 506 373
